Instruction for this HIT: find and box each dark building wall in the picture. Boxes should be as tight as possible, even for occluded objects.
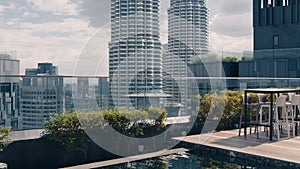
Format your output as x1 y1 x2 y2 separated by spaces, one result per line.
239 59 300 78
253 0 300 51
189 61 239 93
189 61 239 77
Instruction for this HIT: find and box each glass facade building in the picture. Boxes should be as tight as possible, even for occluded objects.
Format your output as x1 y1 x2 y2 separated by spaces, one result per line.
0 52 20 130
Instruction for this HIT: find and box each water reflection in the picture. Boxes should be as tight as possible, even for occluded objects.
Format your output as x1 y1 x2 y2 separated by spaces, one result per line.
100 153 245 169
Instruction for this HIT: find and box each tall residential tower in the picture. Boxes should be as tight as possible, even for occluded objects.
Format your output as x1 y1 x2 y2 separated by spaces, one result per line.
109 0 163 109
164 0 209 115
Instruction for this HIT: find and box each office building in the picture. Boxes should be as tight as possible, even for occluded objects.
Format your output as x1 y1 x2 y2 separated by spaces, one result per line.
20 63 63 129
109 0 163 109
0 51 20 130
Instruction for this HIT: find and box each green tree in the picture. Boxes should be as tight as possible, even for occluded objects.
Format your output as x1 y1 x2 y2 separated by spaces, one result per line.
0 127 11 151
147 107 167 129
191 54 220 64
44 112 90 159
198 91 243 131
102 109 132 135
222 56 238 62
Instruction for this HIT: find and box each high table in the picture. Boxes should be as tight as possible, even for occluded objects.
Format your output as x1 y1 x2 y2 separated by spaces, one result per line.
244 88 300 141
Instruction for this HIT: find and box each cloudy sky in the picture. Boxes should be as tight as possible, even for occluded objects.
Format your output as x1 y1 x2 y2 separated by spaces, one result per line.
0 0 252 75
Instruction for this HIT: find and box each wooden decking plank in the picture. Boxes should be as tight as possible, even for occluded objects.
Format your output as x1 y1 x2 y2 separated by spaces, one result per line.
174 129 300 164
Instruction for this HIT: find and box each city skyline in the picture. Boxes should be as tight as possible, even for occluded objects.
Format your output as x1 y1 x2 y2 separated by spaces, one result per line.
0 0 252 75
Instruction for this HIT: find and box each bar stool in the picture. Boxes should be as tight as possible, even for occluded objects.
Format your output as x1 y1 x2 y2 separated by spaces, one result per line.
273 95 289 140
257 94 270 138
239 94 256 136
288 93 296 102
288 95 300 137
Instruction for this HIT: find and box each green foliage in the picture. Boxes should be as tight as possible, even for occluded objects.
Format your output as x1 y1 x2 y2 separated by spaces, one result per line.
147 107 167 129
191 54 220 64
198 91 243 131
44 113 89 159
43 107 168 157
102 109 131 135
222 56 238 62
0 127 12 151
77 111 104 130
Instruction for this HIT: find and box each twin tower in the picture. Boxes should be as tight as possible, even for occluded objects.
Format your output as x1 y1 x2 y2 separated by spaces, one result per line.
109 0 209 110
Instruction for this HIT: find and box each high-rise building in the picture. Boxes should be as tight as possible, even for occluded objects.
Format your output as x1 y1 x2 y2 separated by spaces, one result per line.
96 77 109 110
72 77 98 112
0 52 20 130
168 0 209 58
109 0 163 109
164 0 209 115
253 0 300 52
240 0 300 81
20 63 63 129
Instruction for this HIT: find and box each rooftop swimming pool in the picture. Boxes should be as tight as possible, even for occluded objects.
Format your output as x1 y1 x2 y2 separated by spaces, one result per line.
100 152 253 169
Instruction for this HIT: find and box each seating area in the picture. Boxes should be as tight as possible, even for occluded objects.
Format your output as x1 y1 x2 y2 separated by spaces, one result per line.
239 88 300 141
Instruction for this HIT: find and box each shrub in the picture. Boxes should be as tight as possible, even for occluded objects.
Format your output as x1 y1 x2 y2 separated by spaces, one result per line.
198 90 243 131
0 127 11 151
43 107 168 157
44 113 90 159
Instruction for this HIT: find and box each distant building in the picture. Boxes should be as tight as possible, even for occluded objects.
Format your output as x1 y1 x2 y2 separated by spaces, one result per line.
0 52 20 130
20 63 63 129
77 77 89 98
72 78 98 112
64 84 74 113
96 77 109 110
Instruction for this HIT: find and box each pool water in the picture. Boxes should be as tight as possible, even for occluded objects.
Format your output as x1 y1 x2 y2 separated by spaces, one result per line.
100 152 252 169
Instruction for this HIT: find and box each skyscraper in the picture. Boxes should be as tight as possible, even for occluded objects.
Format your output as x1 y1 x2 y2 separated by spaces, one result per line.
0 51 20 130
168 0 209 59
164 0 209 115
20 63 63 129
109 0 162 109
253 0 300 51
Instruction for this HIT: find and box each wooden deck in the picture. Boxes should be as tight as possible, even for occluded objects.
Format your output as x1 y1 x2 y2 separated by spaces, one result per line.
173 129 300 165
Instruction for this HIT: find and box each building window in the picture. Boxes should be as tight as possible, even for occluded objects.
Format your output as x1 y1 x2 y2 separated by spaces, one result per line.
273 35 279 48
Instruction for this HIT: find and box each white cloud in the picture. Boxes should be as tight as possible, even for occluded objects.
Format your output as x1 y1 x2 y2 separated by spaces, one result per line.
210 32 252 53
20 18 96 35
208 0 253 52
0 5 5 13
26 0 78 16
23 11 39 18
8 3 18 10
0 17 98 75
